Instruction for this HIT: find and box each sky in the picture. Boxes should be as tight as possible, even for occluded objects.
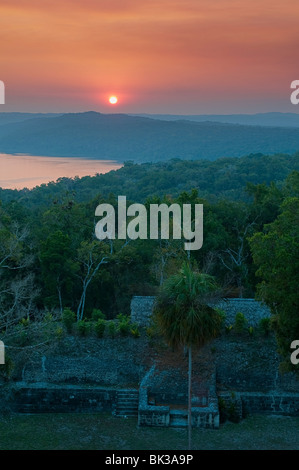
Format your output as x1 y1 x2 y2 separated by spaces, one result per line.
1 0 299 114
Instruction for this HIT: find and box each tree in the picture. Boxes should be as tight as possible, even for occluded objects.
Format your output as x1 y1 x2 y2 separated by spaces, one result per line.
218 218 256 297
249 197 299 369
76 240 110 321
151 239 186 286
39 230 77 313
75 237 131 321
153 262 223 449
246 181 283 227
0 210 37 331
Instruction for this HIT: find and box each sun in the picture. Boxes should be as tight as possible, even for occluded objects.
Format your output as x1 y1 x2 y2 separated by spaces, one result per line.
109 96 118 104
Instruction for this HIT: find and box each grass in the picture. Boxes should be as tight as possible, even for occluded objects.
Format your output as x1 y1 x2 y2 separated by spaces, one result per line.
0 413 299 450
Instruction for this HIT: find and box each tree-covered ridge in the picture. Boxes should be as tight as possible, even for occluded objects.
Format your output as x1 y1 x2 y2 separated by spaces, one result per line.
0 112 299 162
0 152 298 207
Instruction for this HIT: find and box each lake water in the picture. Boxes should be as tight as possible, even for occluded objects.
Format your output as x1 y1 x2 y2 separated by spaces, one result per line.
0 154 122 190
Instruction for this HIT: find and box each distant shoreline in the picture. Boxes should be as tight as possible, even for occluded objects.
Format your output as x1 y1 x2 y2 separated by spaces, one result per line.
0 152 124 162
0 153 123 190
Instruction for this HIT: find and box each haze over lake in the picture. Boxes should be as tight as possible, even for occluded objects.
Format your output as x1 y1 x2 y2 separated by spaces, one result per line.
0 154 122 190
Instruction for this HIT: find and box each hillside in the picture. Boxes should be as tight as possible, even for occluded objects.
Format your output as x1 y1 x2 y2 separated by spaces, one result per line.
0 112 61 126
133 112 299 128
0 111 299 163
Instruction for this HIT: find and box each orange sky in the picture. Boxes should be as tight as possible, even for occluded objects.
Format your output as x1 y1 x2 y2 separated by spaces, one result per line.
1 0 299 114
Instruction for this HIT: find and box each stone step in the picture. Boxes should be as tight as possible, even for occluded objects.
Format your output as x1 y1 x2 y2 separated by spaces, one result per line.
117 396 138 400
116 401 139 407
169 410 188 427
117 395 139 400
117 400 139 405
117 397 138 402
117 406 138 410
116 403 138 409
116 405 138 409
117 392 139 397
115 390 139 417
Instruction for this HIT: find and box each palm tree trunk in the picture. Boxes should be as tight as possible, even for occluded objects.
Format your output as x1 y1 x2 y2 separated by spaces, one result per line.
188 345 192 450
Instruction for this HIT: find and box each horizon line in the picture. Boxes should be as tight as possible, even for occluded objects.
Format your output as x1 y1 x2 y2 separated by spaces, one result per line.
1 110 299 116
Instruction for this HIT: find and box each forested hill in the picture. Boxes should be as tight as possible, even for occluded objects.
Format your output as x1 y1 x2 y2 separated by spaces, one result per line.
1 111 299 162
0 112 61 126
1 152 298 207
132 112 299 128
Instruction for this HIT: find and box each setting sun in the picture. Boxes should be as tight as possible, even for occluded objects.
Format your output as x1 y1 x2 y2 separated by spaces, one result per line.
109 96 118 105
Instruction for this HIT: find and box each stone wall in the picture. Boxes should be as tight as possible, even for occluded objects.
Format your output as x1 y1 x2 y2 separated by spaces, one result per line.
130 296 271 328
138 406 171 427
241 392 299 416
214 334 299 394
4 381 299 424
130 296 156 327
218 391 299 419
17 337 147 387
138 365 168 427
11 384 118 414
215 298 271 327
191 400 220 429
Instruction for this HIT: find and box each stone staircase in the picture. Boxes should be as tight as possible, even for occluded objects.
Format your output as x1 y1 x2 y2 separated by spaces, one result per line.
169 409 188 427
115 389 139 418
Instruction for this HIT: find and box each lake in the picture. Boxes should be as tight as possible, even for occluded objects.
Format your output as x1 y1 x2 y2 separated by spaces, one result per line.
0 154 123 190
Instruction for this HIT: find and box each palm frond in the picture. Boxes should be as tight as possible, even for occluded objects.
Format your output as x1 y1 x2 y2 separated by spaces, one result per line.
154 261 223 348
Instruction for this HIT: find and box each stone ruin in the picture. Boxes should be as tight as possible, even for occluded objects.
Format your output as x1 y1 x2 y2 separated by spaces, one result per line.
129 296 299 428
130 296 156 327
130 295 271 328
4 296 298 429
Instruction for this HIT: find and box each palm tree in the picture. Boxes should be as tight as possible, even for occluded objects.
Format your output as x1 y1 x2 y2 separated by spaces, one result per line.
153 261 222 450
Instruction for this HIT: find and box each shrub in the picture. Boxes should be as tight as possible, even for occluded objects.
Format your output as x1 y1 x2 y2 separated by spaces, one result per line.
218 393 241 424
108 321 116 338
62 308 76 333
117 313 131 336
91 309 106 321
55 326 64 340
146 319 165 341
20 318 29 328
225 325 233 334
215 308 226 328
259 317 271 336
43 312 54 323
118 321 130 336
76 320 90 337
234 312 247 333
146 326 155 338
130 324 140 338
95 319 106 338
116 313 128 322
